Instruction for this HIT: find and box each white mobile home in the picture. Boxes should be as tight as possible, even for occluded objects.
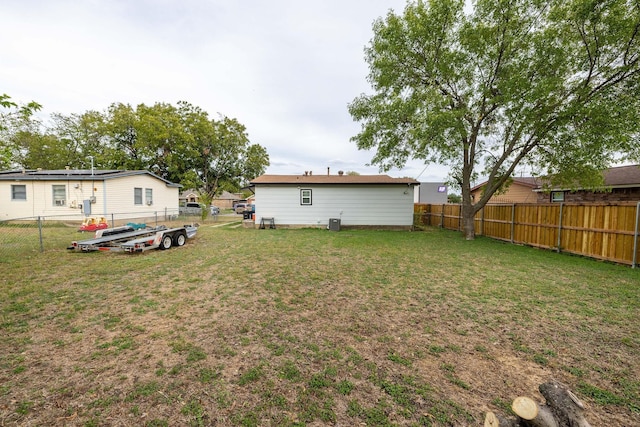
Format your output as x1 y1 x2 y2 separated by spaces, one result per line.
0 169 181 221
250 173 419 229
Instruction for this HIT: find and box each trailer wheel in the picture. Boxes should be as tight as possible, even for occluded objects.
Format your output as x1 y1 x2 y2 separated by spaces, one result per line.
160 234 173 250
173 232 187 247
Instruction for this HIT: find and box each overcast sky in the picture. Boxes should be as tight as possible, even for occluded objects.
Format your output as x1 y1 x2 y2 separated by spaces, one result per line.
1 0 451 181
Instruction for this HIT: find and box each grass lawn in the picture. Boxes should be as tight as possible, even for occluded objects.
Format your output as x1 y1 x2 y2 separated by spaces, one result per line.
1 224 638 426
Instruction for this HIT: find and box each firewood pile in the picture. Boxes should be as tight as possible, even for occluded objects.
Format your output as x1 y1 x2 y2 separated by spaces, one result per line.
485 381 591 427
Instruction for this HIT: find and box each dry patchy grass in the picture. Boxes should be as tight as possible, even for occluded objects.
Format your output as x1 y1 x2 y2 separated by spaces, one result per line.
1 225 638 426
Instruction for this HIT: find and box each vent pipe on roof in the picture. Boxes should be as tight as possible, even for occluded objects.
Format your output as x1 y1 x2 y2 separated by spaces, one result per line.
327 167 330 175
338 170 344 176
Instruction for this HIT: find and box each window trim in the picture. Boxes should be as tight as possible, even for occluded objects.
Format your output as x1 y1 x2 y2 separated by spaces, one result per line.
11 184 26 201
300 189 312 205
52 184 66 207
550 191 565 203
145 188 153 206
134 187 143 205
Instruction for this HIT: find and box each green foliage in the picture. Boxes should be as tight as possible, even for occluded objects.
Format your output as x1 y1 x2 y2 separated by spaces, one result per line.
0 94 42 169
577 382 626 406
238 365 264 385
0 99 269 195
447 193 461 203
350 0 640 238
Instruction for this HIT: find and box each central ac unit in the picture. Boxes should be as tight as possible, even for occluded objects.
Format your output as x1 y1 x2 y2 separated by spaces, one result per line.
328 218 341 231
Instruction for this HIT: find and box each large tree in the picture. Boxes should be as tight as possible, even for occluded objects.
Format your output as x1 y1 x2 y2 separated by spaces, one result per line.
48 101 269 199
349 0 640 239
0 94 42 169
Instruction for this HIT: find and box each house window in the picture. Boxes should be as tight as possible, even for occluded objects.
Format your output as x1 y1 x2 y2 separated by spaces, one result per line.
300 189 312 205
145 188 153 206
52 185 66 206
11 184 26 201
551 191 564 203
134 187 143 205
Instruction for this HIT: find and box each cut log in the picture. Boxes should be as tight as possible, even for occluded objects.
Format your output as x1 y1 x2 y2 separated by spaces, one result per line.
512 396 558 427
484 411 520 427
485 381 592 427
512 396 538 420
485 411 500 427
539 381 591 427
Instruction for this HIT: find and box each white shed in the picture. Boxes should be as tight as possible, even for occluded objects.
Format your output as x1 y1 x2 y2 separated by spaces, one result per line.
249 173 419 229
0 169 181 221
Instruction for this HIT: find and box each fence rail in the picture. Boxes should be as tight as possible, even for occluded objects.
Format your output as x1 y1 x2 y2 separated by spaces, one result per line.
415 202 640 268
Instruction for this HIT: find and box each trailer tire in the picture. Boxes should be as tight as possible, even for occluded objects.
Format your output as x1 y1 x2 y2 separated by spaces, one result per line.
173 232 187 247
160 234 173 250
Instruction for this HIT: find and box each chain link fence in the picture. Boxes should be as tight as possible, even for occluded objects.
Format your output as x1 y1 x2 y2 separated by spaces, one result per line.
0 209 230 262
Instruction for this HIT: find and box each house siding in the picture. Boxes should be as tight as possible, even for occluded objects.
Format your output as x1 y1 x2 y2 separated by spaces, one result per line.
254 184 415 228
1 173 179 220
471 182 538 204
104 175 178 217
3 179 97 220
536 187 640 203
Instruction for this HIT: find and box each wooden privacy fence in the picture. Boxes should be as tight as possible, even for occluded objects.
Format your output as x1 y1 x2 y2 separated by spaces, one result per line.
414 202 640 267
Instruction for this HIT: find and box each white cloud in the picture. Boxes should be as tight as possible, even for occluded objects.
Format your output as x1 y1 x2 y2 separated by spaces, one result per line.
1 0 451 181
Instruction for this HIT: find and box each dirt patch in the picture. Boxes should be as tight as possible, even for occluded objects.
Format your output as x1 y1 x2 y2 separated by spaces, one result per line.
1 227 638 426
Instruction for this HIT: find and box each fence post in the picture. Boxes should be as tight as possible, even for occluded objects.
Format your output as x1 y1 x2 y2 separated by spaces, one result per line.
556 203 564 253
155 211 158 227
111 213 115 228
38 216 44 252
510 204 516 243
633 202 640 269
440 205 445 228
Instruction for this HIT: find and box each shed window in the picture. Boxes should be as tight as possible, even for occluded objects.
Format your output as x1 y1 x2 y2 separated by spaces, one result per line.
300 189 312 205
52 185 66 206
134 187 143 205
11 184 26 201
551 191 564 203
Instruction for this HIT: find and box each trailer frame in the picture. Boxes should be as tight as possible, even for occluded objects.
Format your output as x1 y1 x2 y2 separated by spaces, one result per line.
69 224 197 253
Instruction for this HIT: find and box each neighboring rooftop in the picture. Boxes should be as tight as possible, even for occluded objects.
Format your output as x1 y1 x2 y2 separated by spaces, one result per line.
472 165 640 191
251 173 419 185
0 169 181 187
602 164 640 187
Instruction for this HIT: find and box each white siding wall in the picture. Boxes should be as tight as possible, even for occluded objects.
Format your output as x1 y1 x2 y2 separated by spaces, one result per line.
2 179 89 220
104 175 179 218
254 184 415 227
0 176 179 220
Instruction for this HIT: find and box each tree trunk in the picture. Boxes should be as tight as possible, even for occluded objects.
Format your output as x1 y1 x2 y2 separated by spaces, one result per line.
539 382 591 427
461 201 475 240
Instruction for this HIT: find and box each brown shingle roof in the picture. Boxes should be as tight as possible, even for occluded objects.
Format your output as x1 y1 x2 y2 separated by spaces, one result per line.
603 165 640 187
250 174 419 185
473 165 640 191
